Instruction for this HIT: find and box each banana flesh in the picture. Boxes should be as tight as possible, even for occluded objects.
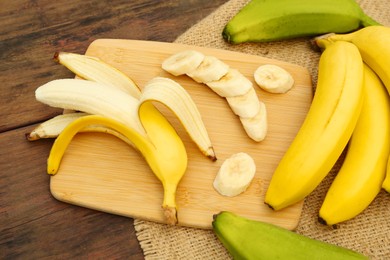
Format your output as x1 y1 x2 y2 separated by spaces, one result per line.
223 0 380 44
35 79 145 135
55 52 141 98
187 55 230 83
162 50 268 142
26 112 136 148
50 51 215 160
33 52 218 225
206 68 252 97
239 101 267 142
254 64 294 94
26 113 88 140
162 50 205 76
226 88 260 118
212 211 368 259
140 77 216 160
213 152 256 197
265 40 364 210
319 65 390 226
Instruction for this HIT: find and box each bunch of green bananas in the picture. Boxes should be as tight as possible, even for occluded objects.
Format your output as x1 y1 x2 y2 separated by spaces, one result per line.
265 25 390 226
223 0 379 44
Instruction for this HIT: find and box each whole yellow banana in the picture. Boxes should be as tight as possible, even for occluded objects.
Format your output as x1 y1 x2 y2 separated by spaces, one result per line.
265 40 364 210
48 113 187 225
319 65 390 226
324 26 390 92
322 26 390 193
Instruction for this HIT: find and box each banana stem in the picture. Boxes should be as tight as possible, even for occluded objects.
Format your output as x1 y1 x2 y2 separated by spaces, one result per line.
162 182 178 225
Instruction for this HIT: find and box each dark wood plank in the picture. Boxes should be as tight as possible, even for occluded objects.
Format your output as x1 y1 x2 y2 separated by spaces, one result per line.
0 0 228 132
1 0 229 258
0 125 143 259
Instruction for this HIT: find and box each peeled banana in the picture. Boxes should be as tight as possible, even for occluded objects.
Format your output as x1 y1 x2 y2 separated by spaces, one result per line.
319 65 390 226
33 51 218 224
223 0 380 44
212 211 368 259
50 52 215 160
265 40 364 210
35 79 145 135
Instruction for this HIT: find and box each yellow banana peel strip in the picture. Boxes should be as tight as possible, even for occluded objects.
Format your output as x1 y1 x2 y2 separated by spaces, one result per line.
48 114 187 225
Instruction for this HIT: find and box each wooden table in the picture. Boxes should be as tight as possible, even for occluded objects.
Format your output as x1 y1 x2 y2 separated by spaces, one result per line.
0 1 228 258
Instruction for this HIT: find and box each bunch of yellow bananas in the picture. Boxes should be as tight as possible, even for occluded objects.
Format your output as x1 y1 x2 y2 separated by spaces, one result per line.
265 25 390 226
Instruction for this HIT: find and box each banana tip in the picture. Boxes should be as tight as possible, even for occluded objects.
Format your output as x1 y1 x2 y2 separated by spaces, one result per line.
163 206 178 225
318 216 338 229
53 51 60 62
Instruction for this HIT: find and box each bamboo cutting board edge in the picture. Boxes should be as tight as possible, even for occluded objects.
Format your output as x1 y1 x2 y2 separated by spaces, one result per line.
49 39 313 230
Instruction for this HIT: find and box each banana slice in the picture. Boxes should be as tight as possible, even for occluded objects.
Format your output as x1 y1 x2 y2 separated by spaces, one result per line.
162 50 205 76
254 64 294 93
206 68 252 97
187 55 229 83
239 102 267 142
213 152 256 197
226 88 260 118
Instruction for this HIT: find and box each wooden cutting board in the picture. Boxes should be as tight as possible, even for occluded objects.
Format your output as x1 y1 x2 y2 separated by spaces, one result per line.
50 39 313 230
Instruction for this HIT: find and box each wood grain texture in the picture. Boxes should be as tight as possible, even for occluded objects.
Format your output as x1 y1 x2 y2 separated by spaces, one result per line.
1 1 228 259
0 0 228 132
49 39 313 229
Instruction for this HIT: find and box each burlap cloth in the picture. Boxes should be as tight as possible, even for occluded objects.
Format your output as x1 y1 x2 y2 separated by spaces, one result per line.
134 1 390 259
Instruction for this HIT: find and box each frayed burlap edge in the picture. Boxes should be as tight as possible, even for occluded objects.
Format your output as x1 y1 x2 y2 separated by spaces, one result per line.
134 0 390 259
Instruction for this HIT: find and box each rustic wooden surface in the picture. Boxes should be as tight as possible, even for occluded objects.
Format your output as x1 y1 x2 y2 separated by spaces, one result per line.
0 1 228 259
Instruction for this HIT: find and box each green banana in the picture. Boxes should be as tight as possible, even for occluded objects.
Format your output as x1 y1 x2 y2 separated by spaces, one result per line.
223 0 380 44
212 211 368 259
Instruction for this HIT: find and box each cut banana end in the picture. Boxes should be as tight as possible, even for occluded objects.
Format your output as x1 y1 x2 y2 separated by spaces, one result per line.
54 52 142 99
141 77 216 160
240 102 268 142
226 88 260 118
213 152 256 197
26 112 137 148
206 68 253 97
162 50 205 76
254 64 294 94
26 113 88 140
187 55 230 83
